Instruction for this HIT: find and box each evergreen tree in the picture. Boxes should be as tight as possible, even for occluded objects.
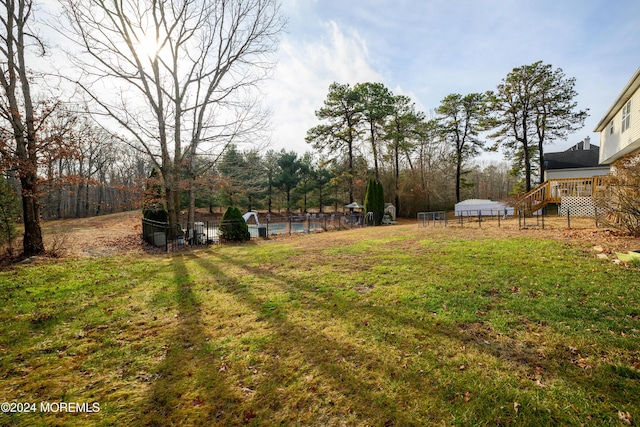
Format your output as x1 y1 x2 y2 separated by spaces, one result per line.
306 82 362 204
364 178 385 225
219 206 250 242
273 150 302 212
263 150 279 213
217 144 247 207
313 162 335 213
297 153 315 213
354 82 394 180
436 93 487 202
487 62 587 191
384 95 423 215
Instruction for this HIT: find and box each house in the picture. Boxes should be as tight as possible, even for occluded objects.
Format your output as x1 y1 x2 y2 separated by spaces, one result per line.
594 67 640 165
517 136 610 217
543 137 610 181
517 67 640 217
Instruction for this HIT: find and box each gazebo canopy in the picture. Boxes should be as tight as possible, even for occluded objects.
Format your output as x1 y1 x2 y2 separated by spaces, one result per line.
344 202 364 209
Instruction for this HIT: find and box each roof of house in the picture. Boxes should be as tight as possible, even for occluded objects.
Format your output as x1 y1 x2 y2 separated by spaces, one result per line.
594 67 640 132
544 141 603 170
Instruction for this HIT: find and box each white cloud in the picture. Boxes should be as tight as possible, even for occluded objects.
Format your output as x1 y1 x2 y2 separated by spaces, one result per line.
263 20 383 154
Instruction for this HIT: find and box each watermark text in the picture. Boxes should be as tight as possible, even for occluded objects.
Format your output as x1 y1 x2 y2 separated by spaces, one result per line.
1 401 100 413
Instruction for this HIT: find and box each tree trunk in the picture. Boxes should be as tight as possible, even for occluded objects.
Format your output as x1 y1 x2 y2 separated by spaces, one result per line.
455 158 462 203
17 9 44 255
302 184 307 213
538 140 545 185
172 173 181 231
75 182 83 217
188 178 196 239
523 143 531 193
348 139 354 204
395 143 400 216
84 183 91 216
20 172 44 256
370 122 379 180
96 183 103 215
163 169 182 239
286 188 291 213
0 0 45 256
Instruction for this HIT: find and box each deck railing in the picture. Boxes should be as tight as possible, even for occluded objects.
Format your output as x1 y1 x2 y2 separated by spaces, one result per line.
517 176 608 215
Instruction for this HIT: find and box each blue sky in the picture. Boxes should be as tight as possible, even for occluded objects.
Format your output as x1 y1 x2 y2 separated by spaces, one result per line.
263 0 640 162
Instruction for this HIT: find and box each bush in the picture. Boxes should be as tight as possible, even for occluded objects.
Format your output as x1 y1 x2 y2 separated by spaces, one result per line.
594 152 640 236
143 206 168 222
219 206 250 242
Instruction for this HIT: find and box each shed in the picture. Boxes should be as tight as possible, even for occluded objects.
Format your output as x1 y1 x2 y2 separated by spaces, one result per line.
454 199 513 217
384 203 396 220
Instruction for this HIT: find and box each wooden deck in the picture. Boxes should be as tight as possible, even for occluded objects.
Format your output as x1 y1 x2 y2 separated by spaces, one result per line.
517 176 608 215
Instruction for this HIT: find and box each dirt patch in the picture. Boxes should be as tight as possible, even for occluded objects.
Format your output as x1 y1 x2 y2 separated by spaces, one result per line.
41 211 145 258
456 321 551 384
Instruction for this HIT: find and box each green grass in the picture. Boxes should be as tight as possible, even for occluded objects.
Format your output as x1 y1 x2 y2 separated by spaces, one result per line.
0 225 638 426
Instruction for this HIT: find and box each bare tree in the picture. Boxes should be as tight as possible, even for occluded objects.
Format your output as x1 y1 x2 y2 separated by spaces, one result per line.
60 0 285 237
0 0 48 256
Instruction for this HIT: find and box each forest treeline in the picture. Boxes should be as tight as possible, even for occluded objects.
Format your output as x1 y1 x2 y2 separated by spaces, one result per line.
203 142 514 218
2 106 514 227
1 109 150 221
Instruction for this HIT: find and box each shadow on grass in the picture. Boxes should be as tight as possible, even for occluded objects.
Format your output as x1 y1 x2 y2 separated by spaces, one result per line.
132 244 637 426
188 252 444 426
0 260 144 378
140 254 239 426
195 250 636 426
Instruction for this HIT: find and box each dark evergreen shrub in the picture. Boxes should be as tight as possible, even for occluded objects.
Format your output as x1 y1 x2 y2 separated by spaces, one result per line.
143 206 168 222
219 206 250 242
364 179 385 225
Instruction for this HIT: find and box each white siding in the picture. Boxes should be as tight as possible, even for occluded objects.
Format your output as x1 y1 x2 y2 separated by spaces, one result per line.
600 89 640 164
545 167 610 181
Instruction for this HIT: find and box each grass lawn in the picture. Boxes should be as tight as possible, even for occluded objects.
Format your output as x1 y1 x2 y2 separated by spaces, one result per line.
0 224 638 426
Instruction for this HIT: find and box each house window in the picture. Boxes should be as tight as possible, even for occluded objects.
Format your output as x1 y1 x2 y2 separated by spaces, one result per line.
610 120 614 134
622 100 631 133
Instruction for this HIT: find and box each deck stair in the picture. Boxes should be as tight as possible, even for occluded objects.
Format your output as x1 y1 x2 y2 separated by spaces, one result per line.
516 176 607 215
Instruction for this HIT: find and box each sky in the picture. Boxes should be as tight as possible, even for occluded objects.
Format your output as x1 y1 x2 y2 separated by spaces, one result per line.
261 0 640 163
